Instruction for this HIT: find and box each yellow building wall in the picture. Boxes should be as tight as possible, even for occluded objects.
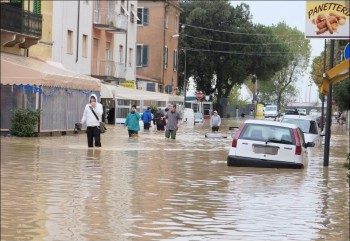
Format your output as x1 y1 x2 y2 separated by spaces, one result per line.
29 0 53 59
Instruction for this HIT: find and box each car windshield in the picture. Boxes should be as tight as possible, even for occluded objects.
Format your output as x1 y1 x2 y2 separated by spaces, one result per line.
265 106 277 111
282 118 318 134
240 123 294 144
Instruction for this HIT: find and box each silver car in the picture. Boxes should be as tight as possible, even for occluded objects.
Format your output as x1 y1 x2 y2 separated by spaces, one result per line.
281 115 323 146
194 112 204 124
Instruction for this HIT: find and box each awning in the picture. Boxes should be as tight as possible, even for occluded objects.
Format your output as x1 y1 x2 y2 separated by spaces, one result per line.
100 83 116 98
321 59 350 95
1 52 101 91
115 85 169 101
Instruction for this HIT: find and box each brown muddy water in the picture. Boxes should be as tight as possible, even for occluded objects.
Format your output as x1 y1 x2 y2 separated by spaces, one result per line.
1 118 349 241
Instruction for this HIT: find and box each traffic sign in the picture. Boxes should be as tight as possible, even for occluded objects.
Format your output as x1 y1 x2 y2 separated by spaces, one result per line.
344 42 350 60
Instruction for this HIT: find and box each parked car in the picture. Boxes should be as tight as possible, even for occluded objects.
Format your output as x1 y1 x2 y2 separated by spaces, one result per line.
297 108 307 115
280 115 323 146
227 120 314 169
284 108 299 115
194 112 204 124
264 105 278 119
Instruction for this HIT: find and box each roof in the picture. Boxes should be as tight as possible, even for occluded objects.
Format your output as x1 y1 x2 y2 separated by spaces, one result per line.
244 119 299 129
1 52 101 91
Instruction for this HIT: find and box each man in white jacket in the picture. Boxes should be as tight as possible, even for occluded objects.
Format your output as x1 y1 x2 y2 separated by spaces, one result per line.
210 110 221 132
81 94 103 147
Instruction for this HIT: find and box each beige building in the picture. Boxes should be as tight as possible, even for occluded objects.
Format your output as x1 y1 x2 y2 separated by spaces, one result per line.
136 0 181 94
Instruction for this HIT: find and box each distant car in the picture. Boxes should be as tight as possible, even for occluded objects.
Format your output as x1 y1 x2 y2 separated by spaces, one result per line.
227 120 314 169
284 108 299 115
264 105 278 118
194 112 204 124
297 108 307 115
309 109 319 116
281 115 323 146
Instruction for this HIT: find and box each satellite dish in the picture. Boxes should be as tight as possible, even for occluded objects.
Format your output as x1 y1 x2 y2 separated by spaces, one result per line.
165 85 173 93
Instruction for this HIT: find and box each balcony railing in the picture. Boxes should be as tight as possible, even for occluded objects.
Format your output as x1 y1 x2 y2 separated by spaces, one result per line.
93 8 127 32
91 60 126 79
0 3 42 38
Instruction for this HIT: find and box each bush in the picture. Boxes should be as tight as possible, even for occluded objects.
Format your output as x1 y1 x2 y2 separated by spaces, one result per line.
10 108 41 137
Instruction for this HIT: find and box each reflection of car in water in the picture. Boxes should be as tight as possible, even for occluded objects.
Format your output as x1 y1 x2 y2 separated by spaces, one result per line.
194 112 204 124
227 119 314 168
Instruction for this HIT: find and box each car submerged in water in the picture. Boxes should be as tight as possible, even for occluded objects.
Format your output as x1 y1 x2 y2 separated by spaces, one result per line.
194 112 204 124
227 120 314 169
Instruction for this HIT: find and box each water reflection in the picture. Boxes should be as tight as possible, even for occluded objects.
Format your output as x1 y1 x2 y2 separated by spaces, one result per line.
1 119 349 241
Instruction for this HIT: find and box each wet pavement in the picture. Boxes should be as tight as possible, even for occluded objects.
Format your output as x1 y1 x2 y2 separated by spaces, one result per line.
1 118 349 241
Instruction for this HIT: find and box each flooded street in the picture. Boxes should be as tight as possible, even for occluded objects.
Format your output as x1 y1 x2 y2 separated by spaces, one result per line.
1 118 349 241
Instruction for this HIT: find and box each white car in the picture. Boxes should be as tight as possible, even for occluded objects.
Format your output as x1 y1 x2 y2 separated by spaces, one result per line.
194 112 204 124
227 120 314 169
280 115 323 146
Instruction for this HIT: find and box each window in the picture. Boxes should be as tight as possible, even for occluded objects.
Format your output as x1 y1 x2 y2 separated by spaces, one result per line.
129 48 133 67
147 83 156 92
67 30 73 54
173 49 178 71
82 34 88 57
136 44 148 67
164 46 168 69
119 45 123 63
165 10 168 29
137 8 148 25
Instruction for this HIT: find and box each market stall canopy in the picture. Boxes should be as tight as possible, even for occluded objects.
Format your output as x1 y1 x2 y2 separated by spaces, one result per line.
321 59 350 95
114 85 170 101
100 83 116 98
1 52 101 91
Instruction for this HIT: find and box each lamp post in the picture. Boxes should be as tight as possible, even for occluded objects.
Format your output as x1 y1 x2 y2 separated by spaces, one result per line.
251 74 257 117
183 48 187 107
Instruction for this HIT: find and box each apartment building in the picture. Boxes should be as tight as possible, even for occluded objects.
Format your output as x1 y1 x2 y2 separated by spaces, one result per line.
136 0 181 93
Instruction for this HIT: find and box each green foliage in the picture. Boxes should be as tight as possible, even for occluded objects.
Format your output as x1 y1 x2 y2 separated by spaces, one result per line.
344 153 350 184
10 108 40 137
149 104 158 115
179 0 307 113
228 85 250 106
333 78 350 111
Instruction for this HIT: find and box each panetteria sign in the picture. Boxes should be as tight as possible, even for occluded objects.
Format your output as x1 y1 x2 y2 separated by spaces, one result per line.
305 1 350 39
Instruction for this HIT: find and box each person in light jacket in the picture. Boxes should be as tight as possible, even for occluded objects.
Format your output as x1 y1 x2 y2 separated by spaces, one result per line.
210 110 221 132
81 94 103 147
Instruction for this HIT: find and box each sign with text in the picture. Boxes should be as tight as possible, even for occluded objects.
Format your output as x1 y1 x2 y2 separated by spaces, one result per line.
305 1 350 39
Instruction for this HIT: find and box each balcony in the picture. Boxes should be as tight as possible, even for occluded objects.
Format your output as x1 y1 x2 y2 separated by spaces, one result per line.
91 60 126 81
93 8 127 33
0 3 42 48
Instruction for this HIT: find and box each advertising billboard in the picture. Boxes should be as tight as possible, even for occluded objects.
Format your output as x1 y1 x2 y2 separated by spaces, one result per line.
305 1 349 39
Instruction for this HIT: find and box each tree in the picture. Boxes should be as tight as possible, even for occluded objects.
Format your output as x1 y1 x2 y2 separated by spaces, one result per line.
179 0 290 114
268 22 311 112
310 40 349 109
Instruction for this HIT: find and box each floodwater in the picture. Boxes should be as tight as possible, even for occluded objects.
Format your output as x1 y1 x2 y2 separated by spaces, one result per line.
1 118 349 241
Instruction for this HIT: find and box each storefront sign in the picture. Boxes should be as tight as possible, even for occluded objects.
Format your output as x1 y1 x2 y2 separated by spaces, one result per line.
305 1 349 39
120 80 135 89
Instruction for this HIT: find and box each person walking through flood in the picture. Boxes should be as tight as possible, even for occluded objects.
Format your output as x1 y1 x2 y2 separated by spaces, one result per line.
81 94 103 147
141 107 152 130
165 105 181 139
154 108 166 131
210 110 221 132
125 104 141 137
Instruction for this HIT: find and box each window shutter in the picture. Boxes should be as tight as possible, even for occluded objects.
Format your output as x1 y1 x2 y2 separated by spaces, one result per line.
143 8 149 25
142 45 148 67
33 0 41 14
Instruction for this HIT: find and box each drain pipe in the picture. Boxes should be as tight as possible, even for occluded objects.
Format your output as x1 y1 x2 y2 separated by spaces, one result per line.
76 0 80 63
162 0 170 92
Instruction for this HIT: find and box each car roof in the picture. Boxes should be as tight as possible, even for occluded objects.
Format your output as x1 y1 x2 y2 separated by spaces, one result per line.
244 119 298 129
282 115 317 120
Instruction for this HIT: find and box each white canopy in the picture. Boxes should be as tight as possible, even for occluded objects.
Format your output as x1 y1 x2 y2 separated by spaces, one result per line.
100 84 183 102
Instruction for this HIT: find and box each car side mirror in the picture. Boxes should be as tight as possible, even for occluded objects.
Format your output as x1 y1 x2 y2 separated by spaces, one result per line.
320 130 325 136
305 142 315 148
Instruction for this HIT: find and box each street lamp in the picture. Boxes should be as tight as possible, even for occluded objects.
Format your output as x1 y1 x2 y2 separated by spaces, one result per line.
183 48 187 106
251 74 257 117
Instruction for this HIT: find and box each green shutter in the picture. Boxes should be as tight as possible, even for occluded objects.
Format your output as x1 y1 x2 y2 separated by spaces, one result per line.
33 0 41 14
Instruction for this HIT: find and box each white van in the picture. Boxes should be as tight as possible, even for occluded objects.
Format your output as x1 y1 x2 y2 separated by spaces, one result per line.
181 108 195 126
264 105 278 118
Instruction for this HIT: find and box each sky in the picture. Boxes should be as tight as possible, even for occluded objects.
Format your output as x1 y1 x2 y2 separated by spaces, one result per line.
231 0 324 103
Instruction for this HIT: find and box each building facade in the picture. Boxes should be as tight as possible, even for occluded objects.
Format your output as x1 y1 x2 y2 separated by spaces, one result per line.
136 0 181 94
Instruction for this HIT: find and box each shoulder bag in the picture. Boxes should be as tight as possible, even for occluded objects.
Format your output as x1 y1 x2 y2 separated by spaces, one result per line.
89 106 107 133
